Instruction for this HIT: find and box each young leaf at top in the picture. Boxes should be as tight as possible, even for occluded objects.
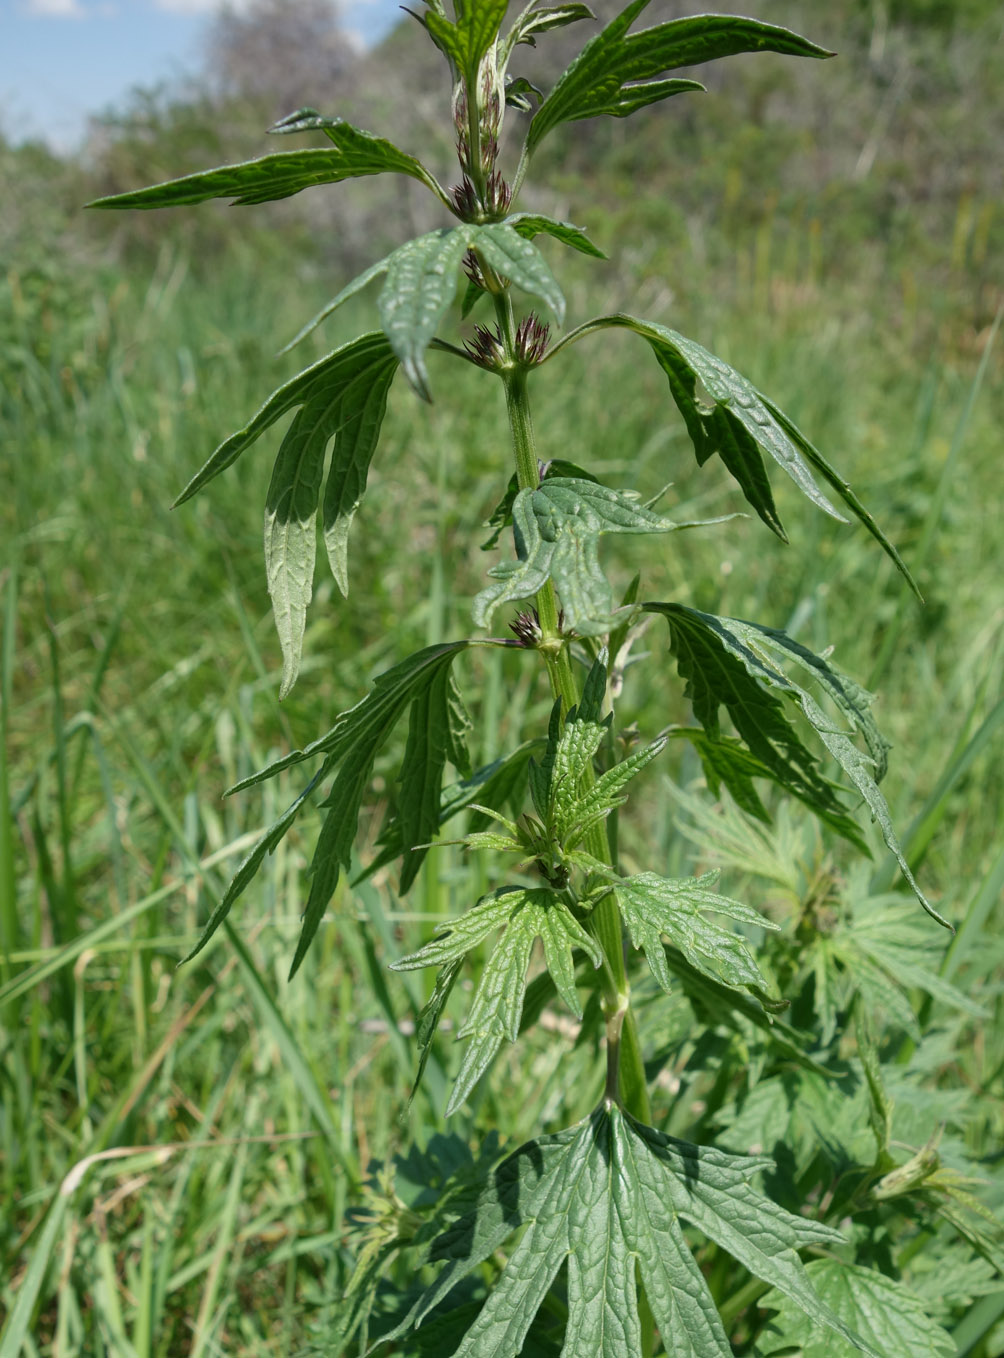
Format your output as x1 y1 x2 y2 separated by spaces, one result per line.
502 3 595 61
474 478 714 634
392 886 602 1114
425 0 510 75
525 4 832 156
87 117 448 210
172 334 398 697
645 605 951 928
380 1106 877 1358
758 1259 954 1358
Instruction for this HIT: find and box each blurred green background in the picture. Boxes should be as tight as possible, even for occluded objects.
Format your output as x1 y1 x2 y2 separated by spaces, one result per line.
2 1 1002 1353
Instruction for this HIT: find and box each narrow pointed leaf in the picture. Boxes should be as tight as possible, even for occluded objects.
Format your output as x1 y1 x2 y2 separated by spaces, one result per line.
662 609 949 927
561 735 666 845
527 4 831 154
506 211 606 259
664 727 773 822
321 347 399 595
88 127 444 210
378 228 471 398
474 478 683 634
409 956 463 1103
182 768 326 964
505 3 594 57
174 333 396 506
262 408 325 699
359 740 542 883
228 642 472 792
397 663 473 892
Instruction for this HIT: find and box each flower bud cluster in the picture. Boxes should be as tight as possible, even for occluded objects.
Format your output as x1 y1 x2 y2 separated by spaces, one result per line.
450 48 511 220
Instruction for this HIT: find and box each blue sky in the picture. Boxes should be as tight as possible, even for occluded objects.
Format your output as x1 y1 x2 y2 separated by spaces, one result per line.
1 0 404 149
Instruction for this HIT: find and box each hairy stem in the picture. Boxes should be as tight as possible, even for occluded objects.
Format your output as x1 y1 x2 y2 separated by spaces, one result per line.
495 296 651 1124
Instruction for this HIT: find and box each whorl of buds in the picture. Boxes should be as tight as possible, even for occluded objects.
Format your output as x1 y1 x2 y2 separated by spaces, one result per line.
509 606 567 648
514 314 550 365
464 324 505 371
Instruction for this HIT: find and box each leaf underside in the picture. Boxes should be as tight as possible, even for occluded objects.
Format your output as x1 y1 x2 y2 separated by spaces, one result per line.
379 1105 877 1358
474 477 685 634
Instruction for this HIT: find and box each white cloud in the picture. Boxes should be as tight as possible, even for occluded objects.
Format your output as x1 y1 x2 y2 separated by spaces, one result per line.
25 0 88 16
152 0 253 12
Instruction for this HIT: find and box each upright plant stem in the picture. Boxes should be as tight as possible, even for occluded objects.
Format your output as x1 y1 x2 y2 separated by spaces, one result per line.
494 292 651 1124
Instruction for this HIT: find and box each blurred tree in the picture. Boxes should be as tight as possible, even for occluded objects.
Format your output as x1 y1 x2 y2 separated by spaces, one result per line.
206 0 353 120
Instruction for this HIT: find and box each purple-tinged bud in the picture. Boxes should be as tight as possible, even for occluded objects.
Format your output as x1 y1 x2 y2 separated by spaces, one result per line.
514 313 550 365
450 176 479 219
464 324 505 370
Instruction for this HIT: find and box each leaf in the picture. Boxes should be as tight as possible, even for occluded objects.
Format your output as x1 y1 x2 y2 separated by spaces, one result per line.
381 1106 876 1358
504 3 595 57
359 740 543 883
392 887 602 1114
474 478 685 634
506 211 606 258
646 603 864 846
665 727 774 822
182 768 326 965
378 229 473 399
320 343 399 596
291 225 565 399
673 611 948 928
564 316 915 586
210 643 471 974
649 603 950 926
596 867 779 1000
87 122 445 209
409 956 463 1105
397 664 473 892
474 223 566 324
560 735 666 846
482 459 600 551
426 0 510 74
174 333 396 506
526 4 830 154
759 1259 954 1358
262 405 326 699
172 333 397 696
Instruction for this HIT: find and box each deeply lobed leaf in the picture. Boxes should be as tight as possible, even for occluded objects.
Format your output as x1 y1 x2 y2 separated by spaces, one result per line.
647 603 950 927
474 477 690 633
378 1106 876 1358
392 886 602 1112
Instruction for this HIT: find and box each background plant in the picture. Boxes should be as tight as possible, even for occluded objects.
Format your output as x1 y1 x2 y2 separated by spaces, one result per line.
1 2 1002 1356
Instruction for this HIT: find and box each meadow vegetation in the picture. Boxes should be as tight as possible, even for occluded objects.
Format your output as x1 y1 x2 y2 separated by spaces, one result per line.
1 1 1002 1353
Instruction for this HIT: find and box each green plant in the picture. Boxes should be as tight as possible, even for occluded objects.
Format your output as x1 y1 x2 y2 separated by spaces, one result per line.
86 3 999 1355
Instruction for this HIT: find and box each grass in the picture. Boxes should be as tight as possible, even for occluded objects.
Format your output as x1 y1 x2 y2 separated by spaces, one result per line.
2 95 1003 1358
